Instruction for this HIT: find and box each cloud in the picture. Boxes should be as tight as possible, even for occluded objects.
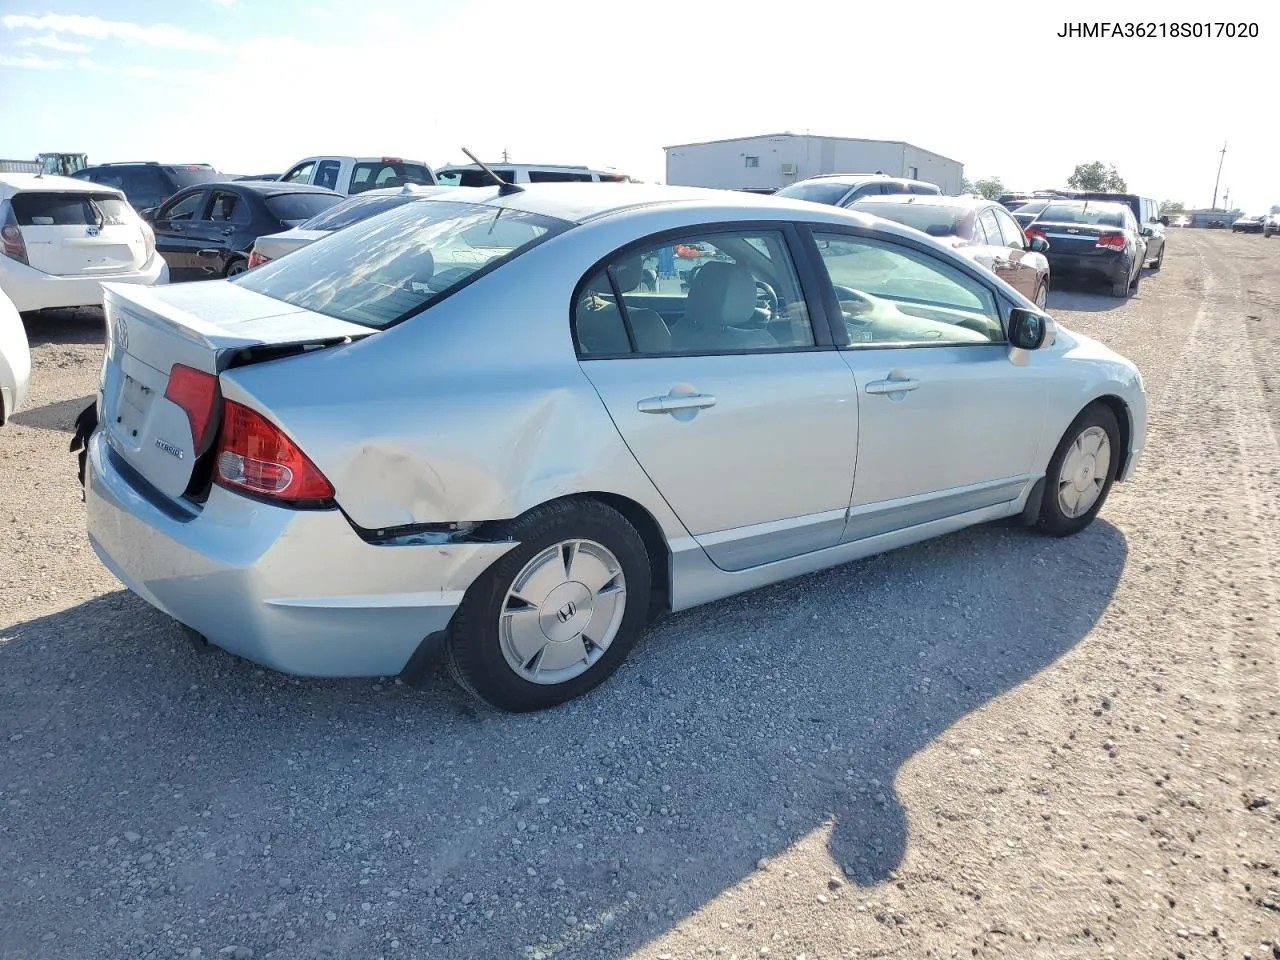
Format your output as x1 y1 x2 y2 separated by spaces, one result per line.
0 53 66 69
15 33 91 53
1 13 227 54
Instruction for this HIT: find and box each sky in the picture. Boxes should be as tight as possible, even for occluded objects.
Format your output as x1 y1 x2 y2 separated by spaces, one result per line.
0 0 1274 212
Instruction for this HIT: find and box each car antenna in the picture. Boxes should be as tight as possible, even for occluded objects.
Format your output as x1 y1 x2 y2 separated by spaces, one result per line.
461 147 523 196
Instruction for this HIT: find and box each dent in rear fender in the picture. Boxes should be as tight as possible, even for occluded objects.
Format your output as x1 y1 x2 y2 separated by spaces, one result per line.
317 380 689 542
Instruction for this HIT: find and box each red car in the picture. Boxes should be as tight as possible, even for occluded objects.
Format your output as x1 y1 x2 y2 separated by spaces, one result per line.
852 194 1052 308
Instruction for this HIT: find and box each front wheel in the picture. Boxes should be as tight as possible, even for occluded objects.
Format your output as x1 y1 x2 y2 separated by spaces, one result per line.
1036 403 1121 537
445 499 652 712
1151 243 1164 270
225 258 248 278
1034 282 1048 310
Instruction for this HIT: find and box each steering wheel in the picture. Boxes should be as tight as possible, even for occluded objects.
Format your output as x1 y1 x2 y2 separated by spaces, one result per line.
833 285 878 324
744 279 778 329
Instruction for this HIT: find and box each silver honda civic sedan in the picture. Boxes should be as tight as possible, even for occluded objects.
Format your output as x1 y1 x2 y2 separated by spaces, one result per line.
83 182 1147 712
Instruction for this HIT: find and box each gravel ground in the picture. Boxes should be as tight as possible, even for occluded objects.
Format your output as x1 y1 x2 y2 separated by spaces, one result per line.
1 230 1277 960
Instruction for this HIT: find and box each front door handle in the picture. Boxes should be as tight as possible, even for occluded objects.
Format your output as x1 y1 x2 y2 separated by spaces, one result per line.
865 377 920 395
636 392 717 414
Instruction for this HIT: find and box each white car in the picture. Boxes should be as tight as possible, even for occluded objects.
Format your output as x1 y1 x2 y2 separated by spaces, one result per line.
0 287 31 424
0 173 168 313
247 184 460 268
435 163 633 186
276 156 436 196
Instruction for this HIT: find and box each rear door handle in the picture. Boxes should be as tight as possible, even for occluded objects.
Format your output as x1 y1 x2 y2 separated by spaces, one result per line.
637 393 717 414
865 377 920 395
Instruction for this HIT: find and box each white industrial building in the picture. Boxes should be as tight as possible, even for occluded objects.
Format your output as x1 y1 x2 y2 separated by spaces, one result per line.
664 132 964 195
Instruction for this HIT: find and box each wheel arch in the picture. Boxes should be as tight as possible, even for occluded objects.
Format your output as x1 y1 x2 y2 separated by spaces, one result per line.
1086 393 1133 479
470 491 673 624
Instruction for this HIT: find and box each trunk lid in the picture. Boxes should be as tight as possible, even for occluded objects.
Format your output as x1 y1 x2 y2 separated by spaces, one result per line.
252 228 329 262
10 190 148 276
1032 221 1121 256
99 280 373 501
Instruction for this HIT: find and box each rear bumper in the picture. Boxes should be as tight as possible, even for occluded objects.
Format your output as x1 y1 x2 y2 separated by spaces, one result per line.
0 256 167 313
1045 252 1129 285
85 431 517 677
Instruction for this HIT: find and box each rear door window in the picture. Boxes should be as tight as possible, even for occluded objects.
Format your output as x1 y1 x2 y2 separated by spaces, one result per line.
975 209 1002 245
993 208 1026 248
349 161 436 194
208 190 251 224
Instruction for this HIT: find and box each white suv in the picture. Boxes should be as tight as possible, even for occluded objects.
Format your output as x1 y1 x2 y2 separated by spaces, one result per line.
0 173 168 312
277 156 436 195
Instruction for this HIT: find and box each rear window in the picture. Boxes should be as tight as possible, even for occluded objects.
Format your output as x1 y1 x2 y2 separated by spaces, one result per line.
163 165 223 188
265 192 344 223
299 193 417 231
773 181 854 206
527 170 594 183
437 168 514 187
1039 203 1127 227
350 161 436 194
234 200 571 329
852 202 963 237
9 192 131 226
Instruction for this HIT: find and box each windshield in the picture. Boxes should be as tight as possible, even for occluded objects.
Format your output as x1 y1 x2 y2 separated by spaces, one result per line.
265 192 344 223
299 193 418 231
773 181 853 205
1039 203 1127 227
234 199 571 329
853 202 964 237
163 166 223 188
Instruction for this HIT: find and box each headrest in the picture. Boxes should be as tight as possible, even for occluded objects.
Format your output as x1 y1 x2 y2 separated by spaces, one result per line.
611 255 643 293
686 260 756 327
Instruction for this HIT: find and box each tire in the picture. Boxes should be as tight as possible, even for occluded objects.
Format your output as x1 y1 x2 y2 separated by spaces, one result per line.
1151 243 1164 270
1109 267 1131 298
1034 282 1048 310
1036 402 1122 537
225 258 248 278
445 498 652 712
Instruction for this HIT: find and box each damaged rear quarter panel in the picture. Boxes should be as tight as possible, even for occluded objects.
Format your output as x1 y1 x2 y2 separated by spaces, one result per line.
217 232 690 539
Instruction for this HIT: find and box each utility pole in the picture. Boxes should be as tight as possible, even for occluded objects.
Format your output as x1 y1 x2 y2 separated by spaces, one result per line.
1224 187 1231 212
1211 141 1227 209
501 148 509 163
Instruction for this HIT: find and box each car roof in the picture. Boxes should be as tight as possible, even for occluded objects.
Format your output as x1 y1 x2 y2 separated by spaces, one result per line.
413 182 938 244
852 194 989 210
437 162 620 173
199 180 340 196
0 172 125 196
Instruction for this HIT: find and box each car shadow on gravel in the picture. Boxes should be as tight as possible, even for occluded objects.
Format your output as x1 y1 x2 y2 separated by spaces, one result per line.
0 519 1126 959
10 394 93 433
20 306 104 347
1045 270 1157 313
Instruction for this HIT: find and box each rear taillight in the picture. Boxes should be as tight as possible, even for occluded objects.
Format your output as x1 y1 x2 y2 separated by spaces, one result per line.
0 204 28 265
1096 233 1127 250
247 249 270 269
163 364 219 453
215 400 334 502
1025 227 1047 242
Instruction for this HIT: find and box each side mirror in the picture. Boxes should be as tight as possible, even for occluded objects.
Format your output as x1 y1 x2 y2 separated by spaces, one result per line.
1140 226 1154 239
139 208 156 222
1159 216 1170 227
1008 307 1053 350
1027 236 1050 253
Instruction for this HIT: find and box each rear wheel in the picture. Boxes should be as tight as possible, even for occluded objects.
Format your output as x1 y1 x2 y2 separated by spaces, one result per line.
1036 403 1121 537
1109 266 1131 298
225 258 248 278
445 499 652 712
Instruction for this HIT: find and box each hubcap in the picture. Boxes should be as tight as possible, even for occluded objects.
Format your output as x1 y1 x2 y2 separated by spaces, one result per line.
499 539 626 685
1058 425 1112 518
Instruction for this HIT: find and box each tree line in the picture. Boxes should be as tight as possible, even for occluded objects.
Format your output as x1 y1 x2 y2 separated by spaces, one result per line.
960 162 1185 214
